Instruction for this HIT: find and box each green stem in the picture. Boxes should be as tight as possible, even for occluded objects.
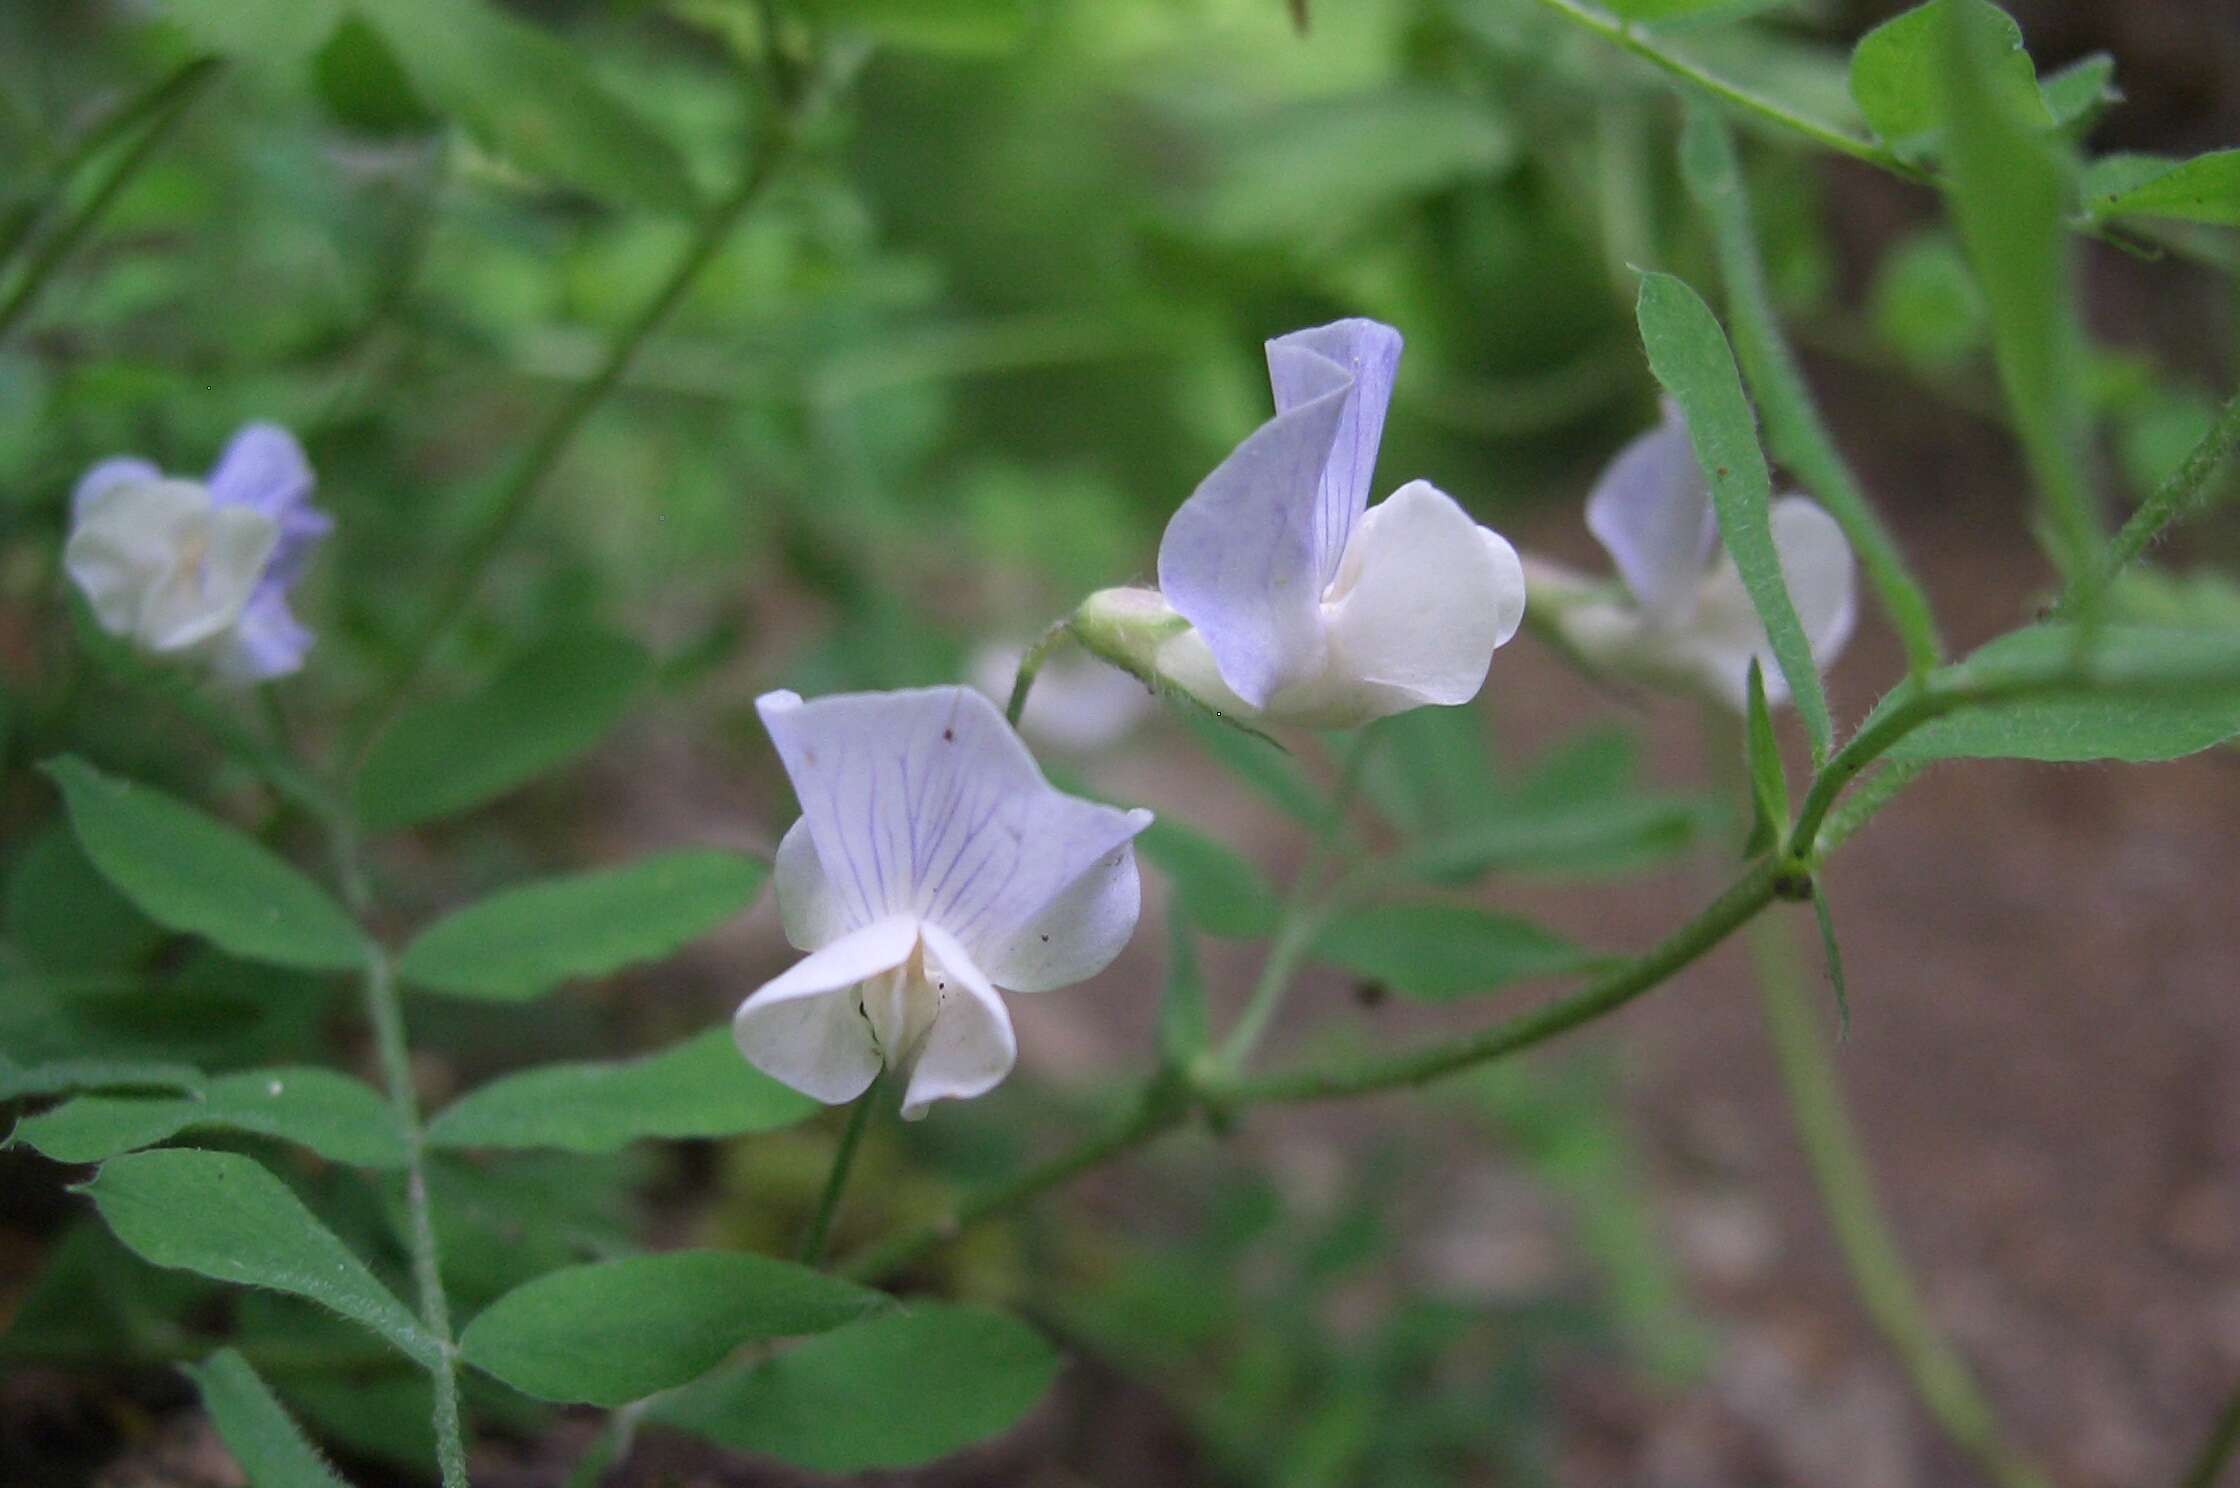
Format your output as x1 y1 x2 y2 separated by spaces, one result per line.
562 1401 648 1488
352 116 799 758
2061 384 2240 617
2179 1381 2240 1488
359 946 469 1488
1005 618 1078 729
838 1089 1184 1285
1224 860 1777 1104
1751 915 2049 1488
1524 0 1912 176
1685 106 1943 675
0 58 222 349
796 1076 881 1267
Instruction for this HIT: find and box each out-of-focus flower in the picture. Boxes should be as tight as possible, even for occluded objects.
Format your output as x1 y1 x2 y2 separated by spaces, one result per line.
733 686 1152 1120
1077 320 1525 730
1531 401 1856 710
64 424 333 684
968 638 1152 753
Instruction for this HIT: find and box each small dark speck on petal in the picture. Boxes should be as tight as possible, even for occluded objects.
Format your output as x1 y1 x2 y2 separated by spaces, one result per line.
1039 933 1049 942
942 728 954 742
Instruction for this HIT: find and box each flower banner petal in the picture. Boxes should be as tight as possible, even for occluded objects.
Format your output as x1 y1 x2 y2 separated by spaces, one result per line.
1266 318 1402 589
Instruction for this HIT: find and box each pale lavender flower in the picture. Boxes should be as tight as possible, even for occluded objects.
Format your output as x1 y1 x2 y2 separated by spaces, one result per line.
1089 319 1525 729
733 686 1152 1120
1536 400 1856 709
66 423 331 683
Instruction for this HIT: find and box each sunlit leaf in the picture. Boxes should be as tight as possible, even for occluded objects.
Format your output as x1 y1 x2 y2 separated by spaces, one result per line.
158 0 344 63
15 1068 404 1168
82 1149 437 1365
1634 271 1833 757
2084 150 2240 229
184 1349 350 1488
44 757 367 973
2038 52 2118 137
425 1028 817 1153
1848 0 2045 152
653 1303 1058 1472
398 851 767 1002
355 627 650 832
1312 903 1592 1002
459 1251 885 1405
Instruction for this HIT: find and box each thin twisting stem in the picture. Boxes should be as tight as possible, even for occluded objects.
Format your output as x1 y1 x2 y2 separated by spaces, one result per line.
0 58 222 348
798 1076 882 1267
1751 916 2050 1488
1005 619 1077 729
353 117 802 759
2179 1381 2240 1488
360 946 470 1488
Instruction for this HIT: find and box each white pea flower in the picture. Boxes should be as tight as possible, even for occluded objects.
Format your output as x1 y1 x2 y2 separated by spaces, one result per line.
734 686 1152 1120
1532 401 1857 710
64 424 333 684
1077 319 1526 730
968 638 1151 753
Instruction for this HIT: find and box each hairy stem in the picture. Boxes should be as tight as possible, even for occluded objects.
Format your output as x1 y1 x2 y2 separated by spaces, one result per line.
354 117 800 757
0 58 222 349
797 1076 881 1267
359 946 469 1488
1751 916 2049 1488
2062 384 2240 616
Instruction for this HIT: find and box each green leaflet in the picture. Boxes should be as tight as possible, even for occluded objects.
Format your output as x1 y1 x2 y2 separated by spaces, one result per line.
398 850 768 1001
44 757 367 973
82 1149 437 1365
458 1250 885 1405
184 1349 352 1488
426 1028 817 1153
1633 272 1833 759
15 1067 404 1168
653 1303 1059 1472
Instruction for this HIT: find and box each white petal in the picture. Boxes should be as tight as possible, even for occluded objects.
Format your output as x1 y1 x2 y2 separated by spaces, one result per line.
1585 409 1716 623
1157 353 1351 708
755 687 1151 967
1771 497 1858 670
730 915 917 1105
72 457 162 521
773 816 850 952
1266 319 1402 589
1321 481 1523 710
975 834 1144 994
901 922 1017 1119
140 504 279 653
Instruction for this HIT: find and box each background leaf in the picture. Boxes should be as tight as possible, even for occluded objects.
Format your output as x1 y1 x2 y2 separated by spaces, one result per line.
355 628 650 832
1158 913 1209 1071
1312 903 1593 1002
1136 820 1279 940
82 1149 436 1364
653 1303 1059 1472
0 1053 203 1101
159 0 344 63
398 851 767 1002
15 1067 404 1168
351 0 699 213
459 1250 885 1406
184 1348 351 1488
44 757 367 972
1636 271 1833 759
426 1028 817 1153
